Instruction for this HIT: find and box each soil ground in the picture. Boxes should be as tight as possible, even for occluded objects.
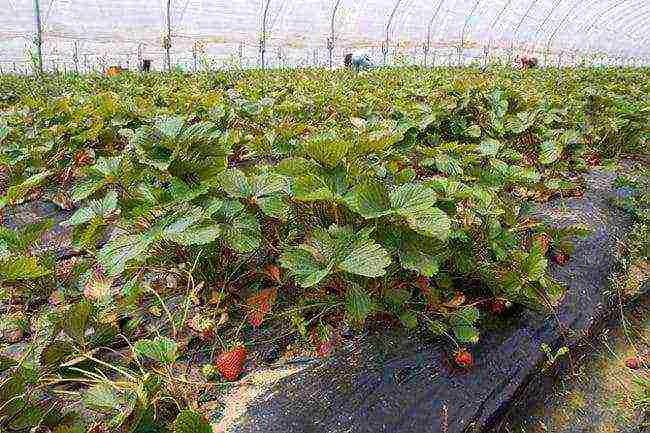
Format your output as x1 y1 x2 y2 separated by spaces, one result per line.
504 298 649 433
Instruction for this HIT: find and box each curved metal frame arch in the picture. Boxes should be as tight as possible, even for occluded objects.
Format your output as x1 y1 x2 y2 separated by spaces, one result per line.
165 0 172 71
526 0 562 59
389 0 419 59
437 3 460 67
596 10 650 62
383 0 404 65
486 0 514 52
595 16 650 64
586 6 650 56
32 0 43 74
509 0 540 60
458 0 482 65
424 0 445 67
566 0 636 54
636 30 650 60
544 0 586 60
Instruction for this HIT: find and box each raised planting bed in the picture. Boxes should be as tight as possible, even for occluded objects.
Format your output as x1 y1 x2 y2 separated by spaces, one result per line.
220 167 648 433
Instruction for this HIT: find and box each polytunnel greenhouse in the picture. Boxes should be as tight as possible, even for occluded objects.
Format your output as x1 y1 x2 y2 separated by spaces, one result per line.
1 0 650 72
0 2 648 433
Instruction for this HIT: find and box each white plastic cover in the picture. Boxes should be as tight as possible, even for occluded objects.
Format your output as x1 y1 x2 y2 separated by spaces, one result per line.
1 0 648 72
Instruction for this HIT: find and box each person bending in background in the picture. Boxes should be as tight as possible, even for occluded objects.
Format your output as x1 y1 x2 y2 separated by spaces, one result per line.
344 52 373 71
516 55 539 70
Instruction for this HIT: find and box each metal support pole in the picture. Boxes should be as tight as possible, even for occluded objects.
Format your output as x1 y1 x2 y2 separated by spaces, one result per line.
260 0 271 71
329 0 342 69
459 0 481 67
239 42 243 69
327 37 334 69
425 0 444 69
423 42 429 68
32 0 43 74
73 41 79 73
384 0 403 66
165 0 172 71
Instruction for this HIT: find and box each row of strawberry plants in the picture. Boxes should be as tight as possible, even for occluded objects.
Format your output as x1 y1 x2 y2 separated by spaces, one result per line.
0 66 648 432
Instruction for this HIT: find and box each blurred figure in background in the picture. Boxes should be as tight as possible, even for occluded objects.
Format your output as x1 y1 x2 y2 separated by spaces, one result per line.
344 52 373 71
516 55 539 70
106 66 125 77
140 59 152 72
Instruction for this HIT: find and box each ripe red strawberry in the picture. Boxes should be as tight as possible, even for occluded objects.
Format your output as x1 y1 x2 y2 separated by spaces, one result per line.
585 154 600 167
625 356 640 370
201 328 214 341
316 340 334 358
489 299 506 315
454 349 473 369
415 276 433 302
215 346 247 381
552 250 569 265
571 188 584 198
73 149 94 166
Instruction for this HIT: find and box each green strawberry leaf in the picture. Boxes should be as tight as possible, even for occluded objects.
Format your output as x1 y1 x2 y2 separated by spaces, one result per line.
539 140 562 165
63 302 92 346
217 168 251 198
345 285 372 324
0 255 51 281
82 383 122 413
257 194 292 220
97 232 156 276
40 340 75 368
280 225 391 288
3 170 52 207
133 337 178 366
478 138 501 156
172 410 212 433
465 124 482 138
399 310 418 329
452 325 480 344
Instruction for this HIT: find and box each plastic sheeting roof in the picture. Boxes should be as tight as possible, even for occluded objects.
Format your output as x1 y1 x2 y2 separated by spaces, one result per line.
1 0 649 72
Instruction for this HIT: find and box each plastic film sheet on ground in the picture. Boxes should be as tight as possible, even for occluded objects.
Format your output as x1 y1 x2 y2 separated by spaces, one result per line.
1 0 649 73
